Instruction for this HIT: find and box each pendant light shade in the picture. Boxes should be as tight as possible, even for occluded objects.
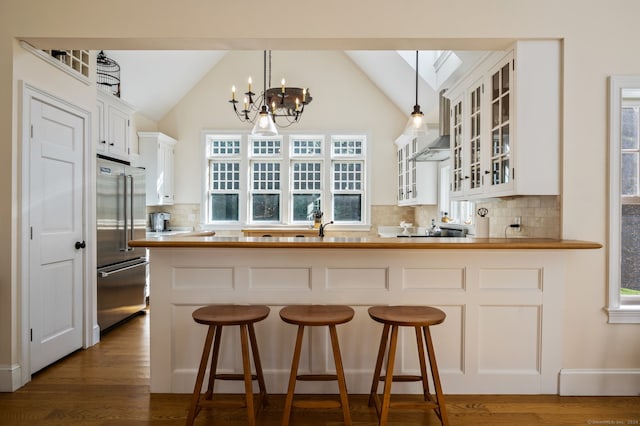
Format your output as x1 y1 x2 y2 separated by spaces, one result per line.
403 51 429 140
251 105 278 136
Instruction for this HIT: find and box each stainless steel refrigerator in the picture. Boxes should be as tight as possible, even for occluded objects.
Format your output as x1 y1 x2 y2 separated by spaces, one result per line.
96 155 147 332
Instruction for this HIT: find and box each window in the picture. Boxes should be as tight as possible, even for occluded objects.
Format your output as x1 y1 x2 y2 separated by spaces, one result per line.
608 76 640 323
332 136 365 222
206 136 241 222
203 132 368 229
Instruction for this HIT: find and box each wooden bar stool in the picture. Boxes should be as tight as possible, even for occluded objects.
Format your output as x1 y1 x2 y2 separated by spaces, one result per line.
186 304 270 426
368 305 449 426
279 305 354 426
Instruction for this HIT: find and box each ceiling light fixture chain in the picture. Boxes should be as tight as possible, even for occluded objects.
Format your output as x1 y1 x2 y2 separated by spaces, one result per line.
229 50 312 135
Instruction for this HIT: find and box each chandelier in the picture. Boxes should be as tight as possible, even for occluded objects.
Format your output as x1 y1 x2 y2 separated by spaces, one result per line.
229 50 312 136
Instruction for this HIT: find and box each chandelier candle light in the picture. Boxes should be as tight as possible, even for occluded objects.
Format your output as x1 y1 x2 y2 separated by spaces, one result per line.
229 50 312 136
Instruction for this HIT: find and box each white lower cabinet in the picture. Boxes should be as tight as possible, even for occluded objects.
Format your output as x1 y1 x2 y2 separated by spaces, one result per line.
447 40 560 200
137 131 177 206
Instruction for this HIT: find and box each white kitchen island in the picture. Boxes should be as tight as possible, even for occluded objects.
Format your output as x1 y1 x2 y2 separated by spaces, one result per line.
129 236 600 395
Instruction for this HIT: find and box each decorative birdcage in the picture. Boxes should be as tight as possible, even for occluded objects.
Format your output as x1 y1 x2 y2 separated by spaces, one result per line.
96 50 121 97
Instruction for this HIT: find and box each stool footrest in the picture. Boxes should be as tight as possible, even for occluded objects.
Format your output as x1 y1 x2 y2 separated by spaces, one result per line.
380 374 423 382
293 400 342 409
215 373 258 381
296 374 338 381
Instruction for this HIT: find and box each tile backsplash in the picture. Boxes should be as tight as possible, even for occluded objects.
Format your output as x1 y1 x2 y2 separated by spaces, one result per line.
474 196 560 238
149 195 560 239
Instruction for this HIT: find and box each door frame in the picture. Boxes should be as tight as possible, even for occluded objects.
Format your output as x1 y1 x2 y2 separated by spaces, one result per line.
19 82 96 387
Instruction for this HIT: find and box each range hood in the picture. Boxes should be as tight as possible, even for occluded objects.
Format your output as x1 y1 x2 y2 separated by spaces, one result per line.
410 89 450 162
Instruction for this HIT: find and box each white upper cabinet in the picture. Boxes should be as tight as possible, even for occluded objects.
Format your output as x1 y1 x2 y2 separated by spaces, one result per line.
446 40 560 200
96 90 135 161
137 132 177 206
397 137 438 206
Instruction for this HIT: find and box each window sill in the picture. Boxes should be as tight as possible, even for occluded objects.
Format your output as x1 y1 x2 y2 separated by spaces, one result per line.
605 306 640 324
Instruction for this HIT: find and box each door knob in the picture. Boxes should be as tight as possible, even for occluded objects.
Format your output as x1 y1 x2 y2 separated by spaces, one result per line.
75 241 86 250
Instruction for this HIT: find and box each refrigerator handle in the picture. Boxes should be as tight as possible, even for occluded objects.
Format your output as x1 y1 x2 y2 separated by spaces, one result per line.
121 173 133 252
122 174 134 252
129 174 135 245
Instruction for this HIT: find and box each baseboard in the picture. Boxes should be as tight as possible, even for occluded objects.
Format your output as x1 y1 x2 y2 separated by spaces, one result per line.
0 363 22 392
91 324 101 346
559 369 640 396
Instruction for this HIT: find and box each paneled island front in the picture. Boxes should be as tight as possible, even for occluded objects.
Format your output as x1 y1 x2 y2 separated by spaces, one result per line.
129 235 600 395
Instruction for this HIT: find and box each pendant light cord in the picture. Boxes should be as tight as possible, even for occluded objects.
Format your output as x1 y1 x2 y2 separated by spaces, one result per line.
263 50 267 110
414 50 419 107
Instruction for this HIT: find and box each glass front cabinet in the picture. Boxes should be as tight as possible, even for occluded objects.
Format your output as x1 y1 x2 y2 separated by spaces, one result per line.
397 138 438 206
450 95 465 198
446 41 559 200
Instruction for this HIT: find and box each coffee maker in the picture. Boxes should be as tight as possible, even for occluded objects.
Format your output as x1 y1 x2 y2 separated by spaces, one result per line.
149 212 171 232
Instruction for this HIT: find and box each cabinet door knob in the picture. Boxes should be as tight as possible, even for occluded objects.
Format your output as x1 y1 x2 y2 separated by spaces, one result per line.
100 140 106 145
109 142 114 146
75 240 86 250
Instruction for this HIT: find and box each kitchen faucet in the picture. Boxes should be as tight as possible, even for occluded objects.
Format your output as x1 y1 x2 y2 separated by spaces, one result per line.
319 221 333 238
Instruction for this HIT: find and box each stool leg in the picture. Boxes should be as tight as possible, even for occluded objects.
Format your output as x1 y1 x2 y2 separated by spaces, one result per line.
186 324 216 425
248 323 268 408
423 326 449 426
240 324 256 426
415 325 431 402
282 324 305 426
379 325 399 426
329 324 352 426
205 325 223 400
369 324 390 408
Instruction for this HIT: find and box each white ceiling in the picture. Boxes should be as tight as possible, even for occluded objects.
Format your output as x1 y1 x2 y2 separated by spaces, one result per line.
104 50 487 123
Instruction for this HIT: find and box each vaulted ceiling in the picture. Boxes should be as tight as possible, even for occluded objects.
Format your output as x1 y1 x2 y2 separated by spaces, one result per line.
104 50 488 124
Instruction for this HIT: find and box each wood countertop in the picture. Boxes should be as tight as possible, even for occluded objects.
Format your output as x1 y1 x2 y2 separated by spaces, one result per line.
129 235 602 250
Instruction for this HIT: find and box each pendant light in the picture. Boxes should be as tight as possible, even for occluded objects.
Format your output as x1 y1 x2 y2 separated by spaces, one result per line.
251 51 278 136
403 50 428 139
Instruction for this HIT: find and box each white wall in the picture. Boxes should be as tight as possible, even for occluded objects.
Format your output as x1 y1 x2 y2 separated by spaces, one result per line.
158 50 404 206
1 0 640 392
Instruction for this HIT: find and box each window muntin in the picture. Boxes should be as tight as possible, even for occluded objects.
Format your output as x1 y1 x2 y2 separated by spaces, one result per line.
291 160 322 222
251 137 281 156
622 106 640 198
209 137 241 156
332 161 364 223
205 135 242 223
204 132 367 227
250 161 281 222
291 136 323 156
332 136 364 156
209 161 240 221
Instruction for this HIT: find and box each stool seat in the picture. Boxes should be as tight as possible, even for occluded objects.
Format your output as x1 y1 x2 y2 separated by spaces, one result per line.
186 304 269 426
368 305 449 426
280 305 354 426
280 304 354 326
193 304 270 325
368 305 445 327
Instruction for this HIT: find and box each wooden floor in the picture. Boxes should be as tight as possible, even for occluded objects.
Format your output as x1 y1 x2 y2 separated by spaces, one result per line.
1 312 638 425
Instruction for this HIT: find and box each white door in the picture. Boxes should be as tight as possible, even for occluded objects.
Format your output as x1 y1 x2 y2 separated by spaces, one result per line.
29 97 85 373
